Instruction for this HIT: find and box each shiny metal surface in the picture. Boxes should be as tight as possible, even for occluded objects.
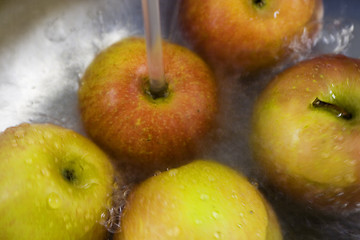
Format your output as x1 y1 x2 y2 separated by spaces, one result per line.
1 0 360 239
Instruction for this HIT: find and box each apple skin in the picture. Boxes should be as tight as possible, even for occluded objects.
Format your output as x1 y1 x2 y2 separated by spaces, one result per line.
0 123 116 239
251 55 360 213
180 0 323 72
78 37 218 173
114 160 283 240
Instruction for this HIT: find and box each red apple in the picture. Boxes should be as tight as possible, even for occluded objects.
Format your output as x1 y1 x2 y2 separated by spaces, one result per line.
180 0 323 72
251 54 360 213
115 160 283 240
78 37 218 173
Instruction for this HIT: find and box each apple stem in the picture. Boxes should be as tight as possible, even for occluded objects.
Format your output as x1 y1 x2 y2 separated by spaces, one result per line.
62 168 76 182
142 0 168 98
253 0 266 8
312 97 352 120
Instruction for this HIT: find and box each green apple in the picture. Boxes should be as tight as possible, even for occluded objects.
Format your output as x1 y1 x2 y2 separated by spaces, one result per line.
180 0 323 72
251 54 360 213
0 123 116 239
114 160 282 240
78 37 218 173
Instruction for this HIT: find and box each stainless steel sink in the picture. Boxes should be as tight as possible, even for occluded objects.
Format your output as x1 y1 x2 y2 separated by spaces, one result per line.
1 0 360 239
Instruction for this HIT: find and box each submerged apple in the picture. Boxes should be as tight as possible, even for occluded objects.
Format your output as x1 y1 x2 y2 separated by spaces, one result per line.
78 37 218 173
0 123 115 239
180 0 323 72
251 55 360 213
115 160 282 240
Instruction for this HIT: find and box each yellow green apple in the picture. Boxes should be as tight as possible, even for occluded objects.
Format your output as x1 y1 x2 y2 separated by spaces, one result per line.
251 54 360 213
0 123 116 239
114 160 282 240
78 37 218 173
180 0 323 72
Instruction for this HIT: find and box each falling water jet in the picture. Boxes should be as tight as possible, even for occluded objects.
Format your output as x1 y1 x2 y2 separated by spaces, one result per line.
141 0 167 99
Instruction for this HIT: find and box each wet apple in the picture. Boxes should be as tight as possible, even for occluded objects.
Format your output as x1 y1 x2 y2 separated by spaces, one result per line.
78 37 218 173
252 55 360 213
0 123 115 239
180 0 323 72
115 160 282 240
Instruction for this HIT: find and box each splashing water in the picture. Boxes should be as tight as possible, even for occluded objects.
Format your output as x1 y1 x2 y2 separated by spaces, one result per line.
316 19 355 54
100 182 133 234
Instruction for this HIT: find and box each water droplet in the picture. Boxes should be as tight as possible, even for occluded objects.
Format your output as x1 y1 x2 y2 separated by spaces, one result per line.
14 129 25 138
63 214 70 221
66 223 72 230
11 140 17 147
41 168 50 177
153 171 162 176
345 174 356 183
231 192 238 199
273 10 280 18
85 212 91 220
168 169 178 177
214 231 222 239
195 219 202 224
208 176 215 182
45 17 69 42
47 192 62 209
212 211 219 219
25 158 33 164
45 132 53 139
54 143 60 149
2 191 9 200
200 194 209 201
166 226 180 236
321 152 330 158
